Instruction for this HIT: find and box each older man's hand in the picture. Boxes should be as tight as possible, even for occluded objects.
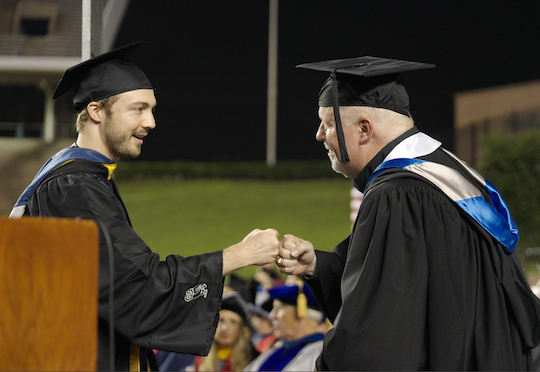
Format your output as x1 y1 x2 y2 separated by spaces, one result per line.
276 234 317 276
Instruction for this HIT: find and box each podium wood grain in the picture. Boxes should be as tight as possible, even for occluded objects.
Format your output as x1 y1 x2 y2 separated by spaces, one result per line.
0 217 99 371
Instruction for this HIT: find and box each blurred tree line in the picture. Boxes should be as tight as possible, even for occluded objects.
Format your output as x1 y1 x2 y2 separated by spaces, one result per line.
477 130 540 260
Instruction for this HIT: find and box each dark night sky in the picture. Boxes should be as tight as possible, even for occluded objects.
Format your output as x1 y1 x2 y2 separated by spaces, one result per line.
114 0 540 162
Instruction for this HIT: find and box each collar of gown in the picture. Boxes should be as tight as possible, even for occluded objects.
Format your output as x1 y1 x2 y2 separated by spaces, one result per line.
353 126 419 192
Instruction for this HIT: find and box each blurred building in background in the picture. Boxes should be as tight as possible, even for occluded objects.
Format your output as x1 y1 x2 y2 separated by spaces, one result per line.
0 0 83 141
0 0 128 143
454 80 540 167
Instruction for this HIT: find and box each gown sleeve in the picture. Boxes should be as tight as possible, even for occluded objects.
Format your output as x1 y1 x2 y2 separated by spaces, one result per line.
304 236 349 323
29 170 224 355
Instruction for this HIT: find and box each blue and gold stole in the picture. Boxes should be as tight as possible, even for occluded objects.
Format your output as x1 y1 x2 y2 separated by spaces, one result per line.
9 146 115 218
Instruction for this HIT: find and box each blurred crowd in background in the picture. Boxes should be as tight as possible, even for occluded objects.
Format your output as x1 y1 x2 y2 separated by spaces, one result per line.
153 264 330 371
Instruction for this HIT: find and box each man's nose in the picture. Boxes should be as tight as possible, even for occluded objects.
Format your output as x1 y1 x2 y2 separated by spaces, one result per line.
315 122 325 142
143 112 156 129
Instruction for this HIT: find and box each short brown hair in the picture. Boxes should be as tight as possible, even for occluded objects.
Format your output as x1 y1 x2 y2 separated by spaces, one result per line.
75 95 120 133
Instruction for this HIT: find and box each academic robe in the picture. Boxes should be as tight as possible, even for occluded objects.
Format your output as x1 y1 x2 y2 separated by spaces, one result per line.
243 333 324 371
19 152 224 370
306 127 540 370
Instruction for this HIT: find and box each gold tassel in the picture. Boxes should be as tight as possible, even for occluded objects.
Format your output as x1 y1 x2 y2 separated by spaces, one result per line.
129 343 140 371
297 281 307 318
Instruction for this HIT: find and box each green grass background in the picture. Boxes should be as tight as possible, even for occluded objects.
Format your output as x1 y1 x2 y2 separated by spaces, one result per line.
117 178 353 277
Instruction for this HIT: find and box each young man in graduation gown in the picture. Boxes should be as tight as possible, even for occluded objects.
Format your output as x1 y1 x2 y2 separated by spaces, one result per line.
275 56 540 370
9 42 280 371
243 283 325 371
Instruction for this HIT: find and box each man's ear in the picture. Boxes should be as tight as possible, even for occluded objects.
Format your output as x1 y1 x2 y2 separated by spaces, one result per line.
86 102 102 123
357 118 373 145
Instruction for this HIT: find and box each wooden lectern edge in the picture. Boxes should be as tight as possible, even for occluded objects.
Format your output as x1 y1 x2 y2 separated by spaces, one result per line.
0 216 100 371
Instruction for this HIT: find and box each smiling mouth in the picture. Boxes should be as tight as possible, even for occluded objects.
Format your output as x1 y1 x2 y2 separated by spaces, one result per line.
133 132 147 142
132 135 144 145
324 143 334 154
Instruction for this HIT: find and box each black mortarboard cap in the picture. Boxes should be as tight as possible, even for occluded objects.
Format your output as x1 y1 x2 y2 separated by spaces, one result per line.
221 291 249 325
296 56 434 163
53 41 154 112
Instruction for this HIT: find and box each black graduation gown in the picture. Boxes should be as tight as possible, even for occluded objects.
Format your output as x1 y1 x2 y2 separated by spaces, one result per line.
24 159 224 371
306 128 540 370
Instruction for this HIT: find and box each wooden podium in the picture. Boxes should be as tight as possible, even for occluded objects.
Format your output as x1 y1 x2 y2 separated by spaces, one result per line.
0 217 99 371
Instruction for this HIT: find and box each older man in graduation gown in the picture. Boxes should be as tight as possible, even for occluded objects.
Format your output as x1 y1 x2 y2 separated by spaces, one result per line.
275 57 540 370
9 42 280 371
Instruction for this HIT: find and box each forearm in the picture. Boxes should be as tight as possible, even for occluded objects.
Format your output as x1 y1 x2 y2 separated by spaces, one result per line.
304 250 343 322
222 244 250 277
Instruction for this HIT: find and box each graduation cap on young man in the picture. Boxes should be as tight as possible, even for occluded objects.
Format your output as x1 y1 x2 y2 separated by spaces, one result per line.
53 41 154 112
296 56 435 163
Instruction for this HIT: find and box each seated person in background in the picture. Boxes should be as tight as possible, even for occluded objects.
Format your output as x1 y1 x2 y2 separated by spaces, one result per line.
193 291 257 371
226 263 285 306
155 291 256 371
284 275 332 336
247 298 277 354
243 283 325 371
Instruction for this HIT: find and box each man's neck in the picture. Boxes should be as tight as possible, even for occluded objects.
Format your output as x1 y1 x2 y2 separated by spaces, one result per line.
76 134 116 162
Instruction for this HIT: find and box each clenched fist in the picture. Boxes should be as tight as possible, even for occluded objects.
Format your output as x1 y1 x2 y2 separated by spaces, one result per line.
222 228 280 276
276 234 317 276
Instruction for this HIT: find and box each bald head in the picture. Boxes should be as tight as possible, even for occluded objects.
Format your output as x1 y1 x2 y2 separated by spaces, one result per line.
341 106 414 140
316 106 414 179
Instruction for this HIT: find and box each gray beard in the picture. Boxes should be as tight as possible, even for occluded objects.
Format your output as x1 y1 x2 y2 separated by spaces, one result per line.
329 153 348 178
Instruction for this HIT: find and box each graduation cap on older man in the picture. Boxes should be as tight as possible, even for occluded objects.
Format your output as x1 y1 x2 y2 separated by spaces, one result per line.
53 41 154 112
296 56 434 163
